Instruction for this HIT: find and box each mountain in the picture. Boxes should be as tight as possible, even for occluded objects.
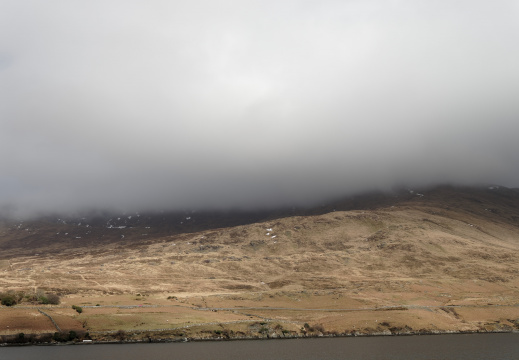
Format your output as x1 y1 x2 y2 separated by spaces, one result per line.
1 184 519 339
2 184 519 293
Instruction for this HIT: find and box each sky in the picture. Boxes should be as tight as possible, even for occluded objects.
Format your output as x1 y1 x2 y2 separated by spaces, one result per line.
1 1 519 217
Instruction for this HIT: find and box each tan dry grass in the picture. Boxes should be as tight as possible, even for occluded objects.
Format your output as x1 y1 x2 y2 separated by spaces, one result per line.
0 308 56 334
2 187 519 335
83 307 256 332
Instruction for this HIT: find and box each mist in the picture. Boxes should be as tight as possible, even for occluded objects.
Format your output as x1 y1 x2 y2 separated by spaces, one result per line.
1 1 519 217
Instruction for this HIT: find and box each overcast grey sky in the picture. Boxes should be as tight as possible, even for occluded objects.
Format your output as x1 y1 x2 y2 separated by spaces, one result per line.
1 1 519 216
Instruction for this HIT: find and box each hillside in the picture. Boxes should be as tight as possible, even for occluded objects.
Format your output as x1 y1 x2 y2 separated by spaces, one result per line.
1 185 519 341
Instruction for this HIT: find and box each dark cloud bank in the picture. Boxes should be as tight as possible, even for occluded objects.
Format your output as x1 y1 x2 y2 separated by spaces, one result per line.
1 1 519 217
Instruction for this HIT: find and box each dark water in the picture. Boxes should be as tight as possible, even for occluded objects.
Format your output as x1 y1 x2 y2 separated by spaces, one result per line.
1 333 518 360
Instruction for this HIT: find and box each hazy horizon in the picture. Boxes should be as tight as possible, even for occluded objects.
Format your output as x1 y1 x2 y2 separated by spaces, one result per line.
2 1 519 217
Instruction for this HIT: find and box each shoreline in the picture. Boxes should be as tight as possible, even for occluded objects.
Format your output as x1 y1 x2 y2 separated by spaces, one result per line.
2 328 518 347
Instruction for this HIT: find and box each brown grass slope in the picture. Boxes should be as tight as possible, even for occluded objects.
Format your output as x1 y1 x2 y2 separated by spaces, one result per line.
0 185 518 297
1 185 519 337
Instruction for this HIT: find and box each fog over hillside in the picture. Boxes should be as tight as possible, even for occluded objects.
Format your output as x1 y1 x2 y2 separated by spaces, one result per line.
1 1 519 216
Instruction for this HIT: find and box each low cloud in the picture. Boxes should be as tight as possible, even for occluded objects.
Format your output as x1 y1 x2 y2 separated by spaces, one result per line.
1 1 519 216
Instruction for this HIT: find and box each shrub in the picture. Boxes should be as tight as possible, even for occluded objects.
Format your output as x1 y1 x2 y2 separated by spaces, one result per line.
51 331 80 342
259 327 269 334
72 305 83 314
115 330 126 340
0 294 17 306
68 331 77 341
14 291 25 303
310 323 326 333
24 293 38 302
53 332 67 342
46 293 61 305
36 333 53 343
